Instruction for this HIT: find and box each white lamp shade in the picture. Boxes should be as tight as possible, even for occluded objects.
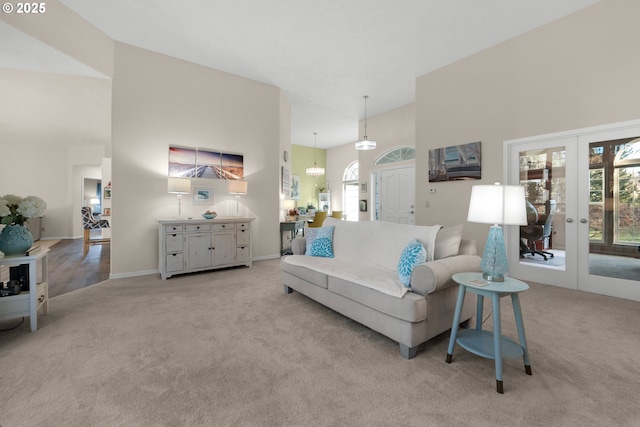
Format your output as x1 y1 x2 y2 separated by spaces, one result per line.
283 200 296 210
467 184 527 225
168 177 191 194
228 179 248 195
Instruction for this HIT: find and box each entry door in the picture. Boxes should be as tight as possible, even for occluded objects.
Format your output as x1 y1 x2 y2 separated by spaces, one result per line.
378 166 415 224
506 120 640 302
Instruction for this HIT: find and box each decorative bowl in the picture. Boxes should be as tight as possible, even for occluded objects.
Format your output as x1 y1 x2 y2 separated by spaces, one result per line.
202 213 217 219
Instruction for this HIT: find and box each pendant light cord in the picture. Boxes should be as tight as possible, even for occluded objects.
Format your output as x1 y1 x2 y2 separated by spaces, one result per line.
363 95 369 140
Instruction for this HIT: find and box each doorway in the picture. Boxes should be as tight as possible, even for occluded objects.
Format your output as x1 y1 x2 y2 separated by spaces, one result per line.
506 119 640 302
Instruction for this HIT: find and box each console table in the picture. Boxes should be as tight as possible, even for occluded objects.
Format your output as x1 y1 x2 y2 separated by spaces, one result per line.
280 220 305 255
0 250 49 331
158 217 254 280
446 272 531 393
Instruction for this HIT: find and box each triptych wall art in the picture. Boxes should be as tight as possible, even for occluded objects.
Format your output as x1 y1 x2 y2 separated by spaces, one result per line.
168 146 244 180
428 141 481 182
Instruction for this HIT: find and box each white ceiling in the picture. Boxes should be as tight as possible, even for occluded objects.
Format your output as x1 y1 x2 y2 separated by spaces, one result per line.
1 0 600 148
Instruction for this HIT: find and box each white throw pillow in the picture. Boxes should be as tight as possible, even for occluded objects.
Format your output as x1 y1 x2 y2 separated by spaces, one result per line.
434 225 463 260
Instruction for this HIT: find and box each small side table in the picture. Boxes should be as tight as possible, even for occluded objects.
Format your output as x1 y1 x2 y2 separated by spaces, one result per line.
0 250 49 332
446 272 531 393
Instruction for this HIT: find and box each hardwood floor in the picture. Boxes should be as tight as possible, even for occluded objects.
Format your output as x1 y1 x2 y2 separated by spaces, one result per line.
47 238 110 298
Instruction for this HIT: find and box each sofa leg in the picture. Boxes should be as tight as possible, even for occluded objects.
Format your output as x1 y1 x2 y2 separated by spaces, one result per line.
399 344 417 359
283 285 294 294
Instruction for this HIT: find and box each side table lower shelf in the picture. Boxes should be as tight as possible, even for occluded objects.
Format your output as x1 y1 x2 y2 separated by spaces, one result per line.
456 329 524 360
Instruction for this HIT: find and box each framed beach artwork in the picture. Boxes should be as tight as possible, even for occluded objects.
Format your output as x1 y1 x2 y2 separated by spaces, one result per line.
192 186 214 204
169 146 244 180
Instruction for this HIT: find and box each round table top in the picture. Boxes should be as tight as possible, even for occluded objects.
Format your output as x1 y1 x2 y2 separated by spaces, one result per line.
452 272 529 293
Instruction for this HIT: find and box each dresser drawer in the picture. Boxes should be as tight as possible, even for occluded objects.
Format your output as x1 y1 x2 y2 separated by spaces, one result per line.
212 223 234 231
165 233 183 252
185 224 210 232
236 246 250 262
237 222 250 231
165 253 184 272
236 228 250 245
164 225 184 233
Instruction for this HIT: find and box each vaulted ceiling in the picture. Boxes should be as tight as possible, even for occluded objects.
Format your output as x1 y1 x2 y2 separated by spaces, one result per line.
1 0 601 148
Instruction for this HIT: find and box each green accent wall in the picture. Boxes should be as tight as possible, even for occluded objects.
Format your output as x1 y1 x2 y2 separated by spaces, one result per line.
291 144 327 210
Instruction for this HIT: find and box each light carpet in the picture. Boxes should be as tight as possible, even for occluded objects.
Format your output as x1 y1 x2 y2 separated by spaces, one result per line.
1 259 639 426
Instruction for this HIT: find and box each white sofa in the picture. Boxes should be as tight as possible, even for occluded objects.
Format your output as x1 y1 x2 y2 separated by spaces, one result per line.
281 218 481 359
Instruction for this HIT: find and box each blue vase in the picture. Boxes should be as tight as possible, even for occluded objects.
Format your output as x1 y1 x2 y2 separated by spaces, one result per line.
0 224 34 256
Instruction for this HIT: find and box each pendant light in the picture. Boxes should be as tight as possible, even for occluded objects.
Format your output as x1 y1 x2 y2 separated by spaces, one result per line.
306 132 325 176
355 95 377 150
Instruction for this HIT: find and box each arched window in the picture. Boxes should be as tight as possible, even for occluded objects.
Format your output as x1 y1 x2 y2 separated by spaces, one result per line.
343 161 359 221
375 146 415 165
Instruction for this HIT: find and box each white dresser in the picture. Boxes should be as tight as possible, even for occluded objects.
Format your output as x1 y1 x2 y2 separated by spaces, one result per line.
158 217 254 280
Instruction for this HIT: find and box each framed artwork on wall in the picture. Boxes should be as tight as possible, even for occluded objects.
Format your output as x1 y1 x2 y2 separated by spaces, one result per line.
290 175 300 200
428 141 482 182
282 166 290 195
168 146 244 179
359 199 367 212
192 186 214 204
103 182 111 199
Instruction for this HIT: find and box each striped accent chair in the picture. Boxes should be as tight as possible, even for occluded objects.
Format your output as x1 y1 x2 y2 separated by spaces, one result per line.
81 207 110 254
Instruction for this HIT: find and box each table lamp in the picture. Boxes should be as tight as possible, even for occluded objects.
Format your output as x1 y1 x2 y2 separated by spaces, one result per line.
228 180 248 217
167 177 191 217
467 183 527 282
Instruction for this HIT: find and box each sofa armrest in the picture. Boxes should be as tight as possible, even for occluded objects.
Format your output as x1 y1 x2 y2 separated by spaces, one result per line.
410 254 481 296
291 237 306 255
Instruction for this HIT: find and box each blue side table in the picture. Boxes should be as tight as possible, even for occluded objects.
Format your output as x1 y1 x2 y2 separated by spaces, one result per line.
446 272 532 393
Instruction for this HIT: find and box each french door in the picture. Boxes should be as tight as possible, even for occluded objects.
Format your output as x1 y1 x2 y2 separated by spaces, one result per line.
506 120 640 302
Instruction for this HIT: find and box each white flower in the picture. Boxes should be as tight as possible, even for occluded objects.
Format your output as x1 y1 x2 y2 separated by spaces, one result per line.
17 196 47 218
0 199 10 217
0 194 47 226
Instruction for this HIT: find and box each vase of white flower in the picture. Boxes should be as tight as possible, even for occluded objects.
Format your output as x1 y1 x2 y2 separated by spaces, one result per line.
0 194 47 256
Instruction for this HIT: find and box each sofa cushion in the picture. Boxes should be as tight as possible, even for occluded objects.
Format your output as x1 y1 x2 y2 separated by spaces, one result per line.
281 256 329 289
397 239 427 287
434 224 463 260
305 226 335 258
328 275 427 323
284 255 408 298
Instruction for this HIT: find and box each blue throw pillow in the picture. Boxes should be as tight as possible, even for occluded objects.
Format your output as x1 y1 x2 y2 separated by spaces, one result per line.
397 239 427 287
306 226 335 258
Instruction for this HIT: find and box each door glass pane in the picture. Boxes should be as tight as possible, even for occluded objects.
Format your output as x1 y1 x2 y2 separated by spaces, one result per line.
519 147 566 270
589 168 604 242
588 138 640 281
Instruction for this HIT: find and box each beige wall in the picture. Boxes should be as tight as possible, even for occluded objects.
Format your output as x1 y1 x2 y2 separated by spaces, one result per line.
326 143 357 213
290 145 327 210
415 0 640 250
355 103 416 221
2 1 290 276
110 42 286 276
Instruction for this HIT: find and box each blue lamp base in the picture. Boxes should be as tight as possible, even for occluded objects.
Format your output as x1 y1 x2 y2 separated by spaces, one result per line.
481 225 508 282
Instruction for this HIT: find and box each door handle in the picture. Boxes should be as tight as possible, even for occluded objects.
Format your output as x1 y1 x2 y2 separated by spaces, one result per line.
566 218 574 223
579 218 588 223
